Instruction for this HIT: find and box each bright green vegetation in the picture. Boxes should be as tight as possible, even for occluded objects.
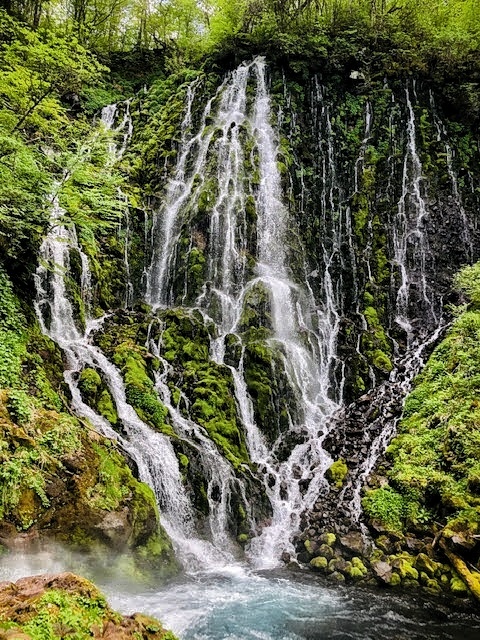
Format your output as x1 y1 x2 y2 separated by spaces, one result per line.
0 269 175 572
0 10 133 313
363 262 480 538
326 459 348 489
14 588 112 639
4 1 480 88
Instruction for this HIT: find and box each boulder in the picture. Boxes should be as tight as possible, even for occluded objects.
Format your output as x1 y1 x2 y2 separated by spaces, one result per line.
372 561 393 583
339 531 366 557
415 553 440 577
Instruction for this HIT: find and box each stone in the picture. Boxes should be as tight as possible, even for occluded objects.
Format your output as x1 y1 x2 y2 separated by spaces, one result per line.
424 579 442 594
329 571 346 583
345 565 364 580
392 558 419 580
304 539 319 555
95 509 130 546
310 556 328 572
389 573 401 587
405 537 424 554
297 552 312 564
318 544 334 560
372 561 393 583
351 556 368 575
415 553 439 577
450 576 468 595
339 531 366 557
281 551 291 564
0 572 176 639
320 532 336 547
402 579 420 589
376 535 395 555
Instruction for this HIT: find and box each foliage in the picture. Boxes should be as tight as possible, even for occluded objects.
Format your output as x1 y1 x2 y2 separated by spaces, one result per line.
0 10 111 286
365 262 480 533
1 1 479 87
0 268 27 388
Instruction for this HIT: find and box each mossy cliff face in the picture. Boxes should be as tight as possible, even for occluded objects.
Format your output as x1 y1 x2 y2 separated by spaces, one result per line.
260 70 478 401
92 307 269 535
0 572 177 639
298 262 480 604
0 270 176 576
136 64 480 405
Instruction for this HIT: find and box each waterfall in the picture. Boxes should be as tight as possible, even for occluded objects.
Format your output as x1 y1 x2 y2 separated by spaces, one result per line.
34 113 238 570
393 85 437 340
33 59 476 574
145 58 342 567
101 102 135 308
430 91 473 262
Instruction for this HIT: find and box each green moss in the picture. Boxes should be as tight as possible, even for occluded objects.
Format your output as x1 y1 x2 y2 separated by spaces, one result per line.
156 309 250 468
320 532 337 546
450 575 468 595
325 458 348 488
345 565 364 580
186 246 206 294
392 556 419 580
88 441 131 511
361 299 393 374
310 556 328 571
242 331 294 444
374 266 480 535
351 557 368 575
389 573 401 587
79 367 102 397
97 389 118 424
112 341 172 437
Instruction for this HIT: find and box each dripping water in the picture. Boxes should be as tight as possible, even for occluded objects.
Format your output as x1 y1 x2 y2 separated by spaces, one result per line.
34 114 239 569
146 58 343 567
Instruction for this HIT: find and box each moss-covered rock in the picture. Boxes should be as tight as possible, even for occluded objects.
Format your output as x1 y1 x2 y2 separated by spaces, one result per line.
309 556 328 571
0 391 176 575
325 459 348 489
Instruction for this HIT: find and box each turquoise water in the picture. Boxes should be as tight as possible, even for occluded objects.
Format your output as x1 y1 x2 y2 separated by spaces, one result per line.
2 553 480 639
106 565 480 640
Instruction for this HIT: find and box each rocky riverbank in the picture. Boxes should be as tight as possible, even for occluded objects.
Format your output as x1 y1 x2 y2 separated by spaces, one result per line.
0 572 177 639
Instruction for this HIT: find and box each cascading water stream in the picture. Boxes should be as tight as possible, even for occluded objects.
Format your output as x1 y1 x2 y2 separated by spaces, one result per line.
343 85 473 527
100 102 135 307
34 188 199 557
34 110 240 569
146 58 342 567
393 85 437 340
